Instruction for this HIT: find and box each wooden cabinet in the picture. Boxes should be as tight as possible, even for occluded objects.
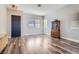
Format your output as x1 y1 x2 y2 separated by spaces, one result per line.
51 20 60 38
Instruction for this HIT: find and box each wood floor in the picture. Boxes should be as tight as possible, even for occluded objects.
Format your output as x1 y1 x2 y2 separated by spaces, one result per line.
1 35 79 54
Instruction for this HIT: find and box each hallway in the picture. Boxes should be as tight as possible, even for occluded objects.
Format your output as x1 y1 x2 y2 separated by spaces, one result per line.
1 35 79 54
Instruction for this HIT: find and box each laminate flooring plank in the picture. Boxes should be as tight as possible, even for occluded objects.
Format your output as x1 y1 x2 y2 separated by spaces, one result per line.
2 35 79 54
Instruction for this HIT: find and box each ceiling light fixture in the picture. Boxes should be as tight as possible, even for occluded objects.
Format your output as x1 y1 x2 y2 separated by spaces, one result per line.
37 4 42 7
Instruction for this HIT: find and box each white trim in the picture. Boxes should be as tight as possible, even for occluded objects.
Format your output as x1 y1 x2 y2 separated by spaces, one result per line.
21 34 44 37
61 37 79 43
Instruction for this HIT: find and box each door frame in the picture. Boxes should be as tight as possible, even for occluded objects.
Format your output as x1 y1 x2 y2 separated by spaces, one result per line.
7 9 23 38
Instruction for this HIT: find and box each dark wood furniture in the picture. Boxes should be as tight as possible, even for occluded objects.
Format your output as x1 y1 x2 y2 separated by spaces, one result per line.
51 20 60 38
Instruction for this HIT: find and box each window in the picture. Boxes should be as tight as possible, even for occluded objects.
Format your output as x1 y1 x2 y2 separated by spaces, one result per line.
28 19 35 28
28 17 41 29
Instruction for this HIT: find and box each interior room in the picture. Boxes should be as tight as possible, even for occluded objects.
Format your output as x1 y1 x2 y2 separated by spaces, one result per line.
0 4 79 54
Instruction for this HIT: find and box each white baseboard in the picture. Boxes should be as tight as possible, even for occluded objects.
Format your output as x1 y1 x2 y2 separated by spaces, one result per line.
61 37 79 43
21 34 44 37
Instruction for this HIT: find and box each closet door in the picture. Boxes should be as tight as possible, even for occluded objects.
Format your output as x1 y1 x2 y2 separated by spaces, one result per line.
11 15 21 38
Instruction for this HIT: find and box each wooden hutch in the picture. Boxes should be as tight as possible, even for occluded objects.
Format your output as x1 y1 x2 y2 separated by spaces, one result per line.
51 20 60 38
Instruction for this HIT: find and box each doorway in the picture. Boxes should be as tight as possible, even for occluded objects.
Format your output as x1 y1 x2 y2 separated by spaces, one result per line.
11 15 21 38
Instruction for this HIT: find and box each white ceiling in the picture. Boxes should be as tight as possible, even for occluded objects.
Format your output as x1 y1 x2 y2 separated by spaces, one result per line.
20 4 67 16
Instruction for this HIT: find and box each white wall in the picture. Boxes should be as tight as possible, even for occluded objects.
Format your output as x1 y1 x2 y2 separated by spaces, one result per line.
45 5 79 42
0 4 44 37
44 16 52 35
0 5 7 34
22 13 44 36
